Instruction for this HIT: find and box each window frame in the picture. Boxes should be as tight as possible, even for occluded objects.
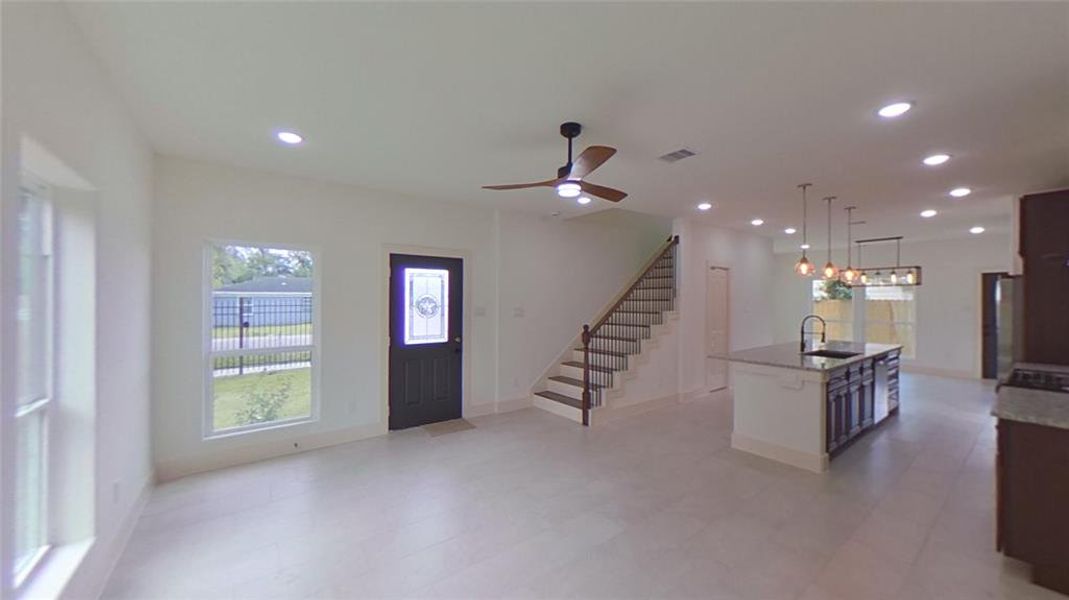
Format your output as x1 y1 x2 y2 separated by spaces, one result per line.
202 240 321 439
861 285 917 359
809 279 854 342
13 178 55 588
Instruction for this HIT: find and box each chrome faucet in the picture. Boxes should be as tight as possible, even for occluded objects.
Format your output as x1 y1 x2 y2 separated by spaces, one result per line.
800 314 827 352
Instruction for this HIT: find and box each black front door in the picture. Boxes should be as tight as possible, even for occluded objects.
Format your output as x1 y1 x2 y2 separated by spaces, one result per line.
389 254 463 429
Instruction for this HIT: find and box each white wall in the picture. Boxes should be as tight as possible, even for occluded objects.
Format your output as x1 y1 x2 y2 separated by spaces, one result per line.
1 3 154 598
674 219 778 396
152 156 670 479
772 234 1013 378
495 209 671 400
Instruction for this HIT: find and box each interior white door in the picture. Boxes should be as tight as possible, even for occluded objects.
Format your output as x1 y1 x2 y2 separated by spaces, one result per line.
706 266 730 391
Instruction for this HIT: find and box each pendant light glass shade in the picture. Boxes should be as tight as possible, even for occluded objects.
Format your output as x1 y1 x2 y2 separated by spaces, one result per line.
822 261 839 279
822 196 837 279
794 183 813 277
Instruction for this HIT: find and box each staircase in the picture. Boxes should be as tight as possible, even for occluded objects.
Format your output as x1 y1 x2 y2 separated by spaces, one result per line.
532 235 679 425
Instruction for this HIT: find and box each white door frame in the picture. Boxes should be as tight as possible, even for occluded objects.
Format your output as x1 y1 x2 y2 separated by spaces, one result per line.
706 263 731 392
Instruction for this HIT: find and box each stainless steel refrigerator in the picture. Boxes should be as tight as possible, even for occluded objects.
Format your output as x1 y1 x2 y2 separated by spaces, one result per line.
996 275 1024 380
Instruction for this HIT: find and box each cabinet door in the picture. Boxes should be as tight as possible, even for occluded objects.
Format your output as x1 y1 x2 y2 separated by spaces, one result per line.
826 375 849 452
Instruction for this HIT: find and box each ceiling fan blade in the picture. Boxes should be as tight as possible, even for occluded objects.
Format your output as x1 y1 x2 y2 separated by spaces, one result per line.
568 146 616 179
482 179 560 190
579 181 627 202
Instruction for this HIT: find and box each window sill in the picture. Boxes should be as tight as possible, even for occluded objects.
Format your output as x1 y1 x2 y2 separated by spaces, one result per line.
16 539 92 600
203 414 317 441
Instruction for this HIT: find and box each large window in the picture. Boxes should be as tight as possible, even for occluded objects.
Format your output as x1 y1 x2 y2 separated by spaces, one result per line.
811 279 853 342
14 185 53 584
207 244 316 435
864 286 916 358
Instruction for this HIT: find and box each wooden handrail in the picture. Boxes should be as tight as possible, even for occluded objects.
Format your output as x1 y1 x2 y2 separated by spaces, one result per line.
580 234 679 426
589 235 679 334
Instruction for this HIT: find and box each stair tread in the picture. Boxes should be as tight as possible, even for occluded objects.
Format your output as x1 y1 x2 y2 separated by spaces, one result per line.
561 361 614 373
590 335 641 342
549 375 602 389
534 390 583 409
574 347 628 357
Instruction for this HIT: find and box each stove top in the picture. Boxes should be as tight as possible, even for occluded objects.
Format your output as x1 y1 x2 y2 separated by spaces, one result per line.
1003 365 1069 394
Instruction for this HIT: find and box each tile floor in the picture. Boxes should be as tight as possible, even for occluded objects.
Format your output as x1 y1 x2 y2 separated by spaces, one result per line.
104 374 1064 599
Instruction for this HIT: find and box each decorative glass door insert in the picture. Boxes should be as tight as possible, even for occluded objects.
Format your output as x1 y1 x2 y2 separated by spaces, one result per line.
403 268 449 345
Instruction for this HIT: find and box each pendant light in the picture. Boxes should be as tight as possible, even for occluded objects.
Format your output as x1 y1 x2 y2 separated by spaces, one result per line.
822 196 838 279
793 183 814 276
841 206 858 283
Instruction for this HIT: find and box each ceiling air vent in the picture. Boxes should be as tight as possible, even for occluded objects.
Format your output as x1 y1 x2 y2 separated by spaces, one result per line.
658 148 697 163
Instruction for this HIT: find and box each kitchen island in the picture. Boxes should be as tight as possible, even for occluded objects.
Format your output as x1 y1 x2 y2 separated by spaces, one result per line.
720 340 902 472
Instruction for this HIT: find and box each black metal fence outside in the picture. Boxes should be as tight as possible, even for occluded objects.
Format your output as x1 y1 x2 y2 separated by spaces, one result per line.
211 293 313 376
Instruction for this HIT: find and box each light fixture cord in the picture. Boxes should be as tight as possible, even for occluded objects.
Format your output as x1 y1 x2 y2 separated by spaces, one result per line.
896 239 901 269
799 183 811 256
845 207 853 267
825 196 836 264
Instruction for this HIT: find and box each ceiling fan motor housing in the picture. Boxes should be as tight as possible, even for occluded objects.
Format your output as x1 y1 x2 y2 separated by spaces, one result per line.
559 121 582 139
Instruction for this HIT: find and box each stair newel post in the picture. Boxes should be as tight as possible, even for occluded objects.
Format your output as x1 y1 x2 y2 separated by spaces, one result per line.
581 324 592 427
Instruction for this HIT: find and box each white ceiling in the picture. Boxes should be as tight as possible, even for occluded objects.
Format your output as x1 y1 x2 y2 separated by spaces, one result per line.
68 2 1069 251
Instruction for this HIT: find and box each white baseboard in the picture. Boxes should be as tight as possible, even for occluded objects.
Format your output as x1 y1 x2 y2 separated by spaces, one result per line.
61 474 153 600
731 432 828 473
155 422 386 482
466 396 532 418
591 392 680 425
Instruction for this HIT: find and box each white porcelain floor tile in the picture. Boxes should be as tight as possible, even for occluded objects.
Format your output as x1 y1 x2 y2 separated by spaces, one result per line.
102 374 1053 599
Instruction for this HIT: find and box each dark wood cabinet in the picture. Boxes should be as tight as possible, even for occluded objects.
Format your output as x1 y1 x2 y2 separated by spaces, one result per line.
997 418 1069 594
826 354 894 455
1019 189 1069 366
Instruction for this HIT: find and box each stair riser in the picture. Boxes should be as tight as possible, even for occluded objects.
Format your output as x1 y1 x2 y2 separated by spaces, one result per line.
558 363 616 386
597 324 650 339
635 279 674 290
589 338 641 354
624 288 674 301
532 395 583 424
547 378 584 400
571 349 628 370
618 299 673 312
609 312 664 326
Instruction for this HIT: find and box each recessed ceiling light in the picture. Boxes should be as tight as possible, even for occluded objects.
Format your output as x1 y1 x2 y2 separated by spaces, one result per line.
949 187 972 198
276 131 303 145
697 202 712 211
577 196 591 205
970 226 985 234
801 244 811 250
920 209 938 218
784 227 797 235
877 102 913 118
751 218 764 226
923 153 951 166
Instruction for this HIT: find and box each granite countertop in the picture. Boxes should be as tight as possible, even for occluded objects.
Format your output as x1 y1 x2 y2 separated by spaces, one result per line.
716 340 902 372
993 385 1069 430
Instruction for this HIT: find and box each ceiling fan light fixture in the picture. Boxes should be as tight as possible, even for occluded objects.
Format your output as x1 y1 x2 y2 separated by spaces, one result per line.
556 181 582 198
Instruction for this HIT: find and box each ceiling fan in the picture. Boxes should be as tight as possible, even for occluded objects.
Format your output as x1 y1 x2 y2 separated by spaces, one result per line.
482 122 627 203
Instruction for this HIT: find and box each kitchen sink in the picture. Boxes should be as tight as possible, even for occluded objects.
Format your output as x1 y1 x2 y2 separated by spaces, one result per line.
802 349 861 359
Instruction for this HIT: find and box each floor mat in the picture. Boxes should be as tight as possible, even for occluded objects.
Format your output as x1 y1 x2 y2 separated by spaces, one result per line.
423 418 476 437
